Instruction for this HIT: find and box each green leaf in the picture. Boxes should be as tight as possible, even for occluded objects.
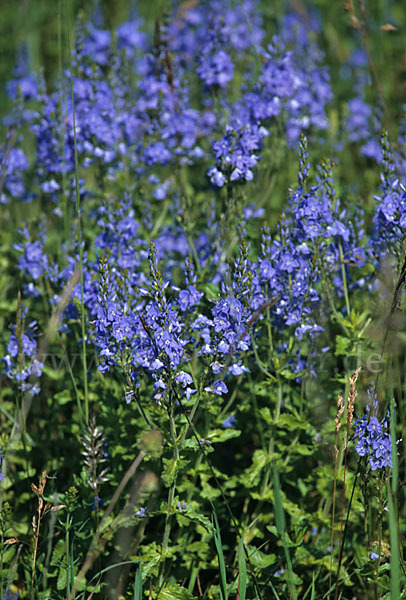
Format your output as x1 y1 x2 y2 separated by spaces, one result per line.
291 443 313 456
238 534 247 600
277 414 312 431
141 543 161 578
50 540 66 566
280 368 305 380
246 449 273 487
53 390 72 405
335 335 351 355
160 584 196 599
272 461 297 600
57 565 67 591
246 545 276 569
161 457 189 487
258 407 273 424
42 365 65 381
208 428 241 443
178 506 214 534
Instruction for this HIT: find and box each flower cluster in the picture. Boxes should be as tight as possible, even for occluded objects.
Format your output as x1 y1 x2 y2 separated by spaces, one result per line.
2 308 43 397
0 141 29 204
1 3 403 418
0 4 337 206
353 389 395 471
372 137 406 261
196 22 234 89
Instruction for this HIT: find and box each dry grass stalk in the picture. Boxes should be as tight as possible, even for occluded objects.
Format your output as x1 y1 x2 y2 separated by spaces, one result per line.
30 472 65 600
329 394 345 599
334 368 361 600
329 367 361 600
346 367 360 442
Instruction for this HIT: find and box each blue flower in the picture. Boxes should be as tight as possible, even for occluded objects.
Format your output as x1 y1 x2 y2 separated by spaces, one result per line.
210 380 228 396
197 49 234 88
223 415 236 428
91 495 104 510
353 389 396 470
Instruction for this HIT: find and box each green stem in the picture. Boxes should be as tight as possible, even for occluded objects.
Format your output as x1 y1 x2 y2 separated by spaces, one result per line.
260 379 283 501
66 8 89 424
57 0 68 245
338 240 351 316
159 403 180 587
0 520 4 599
66 518 70 600
179 396 201 446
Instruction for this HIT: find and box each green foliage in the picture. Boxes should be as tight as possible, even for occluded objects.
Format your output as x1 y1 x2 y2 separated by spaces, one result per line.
0 1 405 599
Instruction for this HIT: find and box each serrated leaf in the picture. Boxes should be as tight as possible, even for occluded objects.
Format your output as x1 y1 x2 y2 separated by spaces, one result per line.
277 414 312 430
141 543 161 578
335 335 351 355
160 584 195 599
246 545 276 569
57 566 67 590
208 428 241 443
246 449 273 487
51 540 66 566
178 506 214 534
291 443 313 456
258 407 273 424
161 457 189 487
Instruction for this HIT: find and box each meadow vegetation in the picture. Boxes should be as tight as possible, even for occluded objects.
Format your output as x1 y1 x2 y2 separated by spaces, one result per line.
0 1 405 598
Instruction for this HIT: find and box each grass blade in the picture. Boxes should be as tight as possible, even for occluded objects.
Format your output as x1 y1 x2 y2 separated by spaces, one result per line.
212 506 228 600
387 486 400 600
238 532 247 600
388 397 401 600
272 461 297 600
134 560 142 600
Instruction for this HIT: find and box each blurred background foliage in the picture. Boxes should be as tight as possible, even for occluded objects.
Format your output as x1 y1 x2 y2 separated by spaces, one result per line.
0 0 404 120
0 0 404 215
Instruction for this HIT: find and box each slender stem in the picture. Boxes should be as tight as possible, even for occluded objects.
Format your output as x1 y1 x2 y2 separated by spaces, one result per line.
179 396 201 446
328 429 340 600
338 240 351 316
334 436 350 600
31 502 42 600
0 517 4 599
57 0 68 244
66 7 89 424
262 380 282 498
65 519 70 600
334 458 361 598
159 403 180 587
